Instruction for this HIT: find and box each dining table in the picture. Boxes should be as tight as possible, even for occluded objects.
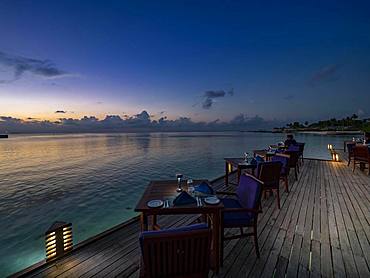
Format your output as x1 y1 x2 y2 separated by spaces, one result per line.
224 157 256 186
253 149 276 161
135 179 224 273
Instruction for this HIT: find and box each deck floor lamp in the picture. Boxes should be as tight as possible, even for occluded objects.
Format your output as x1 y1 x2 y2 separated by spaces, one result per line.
45 221 73 261
327 144 340 162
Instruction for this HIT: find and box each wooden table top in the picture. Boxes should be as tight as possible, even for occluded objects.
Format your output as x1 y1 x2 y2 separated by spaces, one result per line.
135 180 224 213
253 149 276 157
224 157 257 168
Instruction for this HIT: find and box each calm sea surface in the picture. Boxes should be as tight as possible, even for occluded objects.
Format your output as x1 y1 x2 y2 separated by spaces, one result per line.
0 132 352 276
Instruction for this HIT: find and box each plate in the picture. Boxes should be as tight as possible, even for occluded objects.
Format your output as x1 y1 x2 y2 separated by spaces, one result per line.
204 196 221 205
147 200 164 208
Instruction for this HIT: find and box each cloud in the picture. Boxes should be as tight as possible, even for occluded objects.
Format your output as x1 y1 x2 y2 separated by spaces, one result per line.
0 51 73 83
55 110 67 114
0 110 283 133
357 109 364 116
201 88 234 109
309 64 341 85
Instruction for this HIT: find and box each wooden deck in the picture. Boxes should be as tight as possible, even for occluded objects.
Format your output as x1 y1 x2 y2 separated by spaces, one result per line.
13 158 370 278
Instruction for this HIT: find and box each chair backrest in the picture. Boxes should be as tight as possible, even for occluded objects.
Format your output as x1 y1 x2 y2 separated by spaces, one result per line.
346 142 355 154
236 174 262 211
287 144 300 152
296 142 305 153
284 150 299 167
271 153 290 176
140 224 211 278
257 161 282 189
353 145 370 160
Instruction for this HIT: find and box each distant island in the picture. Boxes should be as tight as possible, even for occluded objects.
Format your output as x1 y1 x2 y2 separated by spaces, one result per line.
272 114 370 135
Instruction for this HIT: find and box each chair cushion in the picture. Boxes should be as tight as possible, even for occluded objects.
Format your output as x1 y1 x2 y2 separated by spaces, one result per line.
271 155 289 176
194 181 214 195
222 198 253 227
236 175 261 209
287 145 300 152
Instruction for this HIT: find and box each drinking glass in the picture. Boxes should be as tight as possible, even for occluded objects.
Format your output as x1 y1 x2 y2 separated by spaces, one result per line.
187 179 194 196
244 152 249 162
176 173 183 192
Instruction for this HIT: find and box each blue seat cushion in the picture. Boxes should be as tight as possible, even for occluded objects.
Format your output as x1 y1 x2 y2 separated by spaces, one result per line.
222 198 253 227
194 181 214 195
139 223 208 252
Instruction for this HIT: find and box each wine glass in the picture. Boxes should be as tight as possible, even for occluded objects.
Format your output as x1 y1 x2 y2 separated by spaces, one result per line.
187 178 194 196
244 152 249 163
176 173 183 192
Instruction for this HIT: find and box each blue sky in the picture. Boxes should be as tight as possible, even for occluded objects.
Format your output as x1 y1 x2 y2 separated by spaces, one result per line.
0 0 370 127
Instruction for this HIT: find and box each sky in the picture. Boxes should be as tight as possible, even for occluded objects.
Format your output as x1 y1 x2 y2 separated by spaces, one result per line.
0 0 370 132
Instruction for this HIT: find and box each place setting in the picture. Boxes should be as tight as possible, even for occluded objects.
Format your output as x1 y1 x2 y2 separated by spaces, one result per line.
145 177 221 209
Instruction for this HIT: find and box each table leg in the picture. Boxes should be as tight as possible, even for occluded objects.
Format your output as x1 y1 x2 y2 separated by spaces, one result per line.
225 162 229 186
152 215 158 230
140 213 148 231
237 167 241 184
212 211 221 274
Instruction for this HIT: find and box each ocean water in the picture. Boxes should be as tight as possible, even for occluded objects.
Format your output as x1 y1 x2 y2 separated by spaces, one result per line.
0 132 352 276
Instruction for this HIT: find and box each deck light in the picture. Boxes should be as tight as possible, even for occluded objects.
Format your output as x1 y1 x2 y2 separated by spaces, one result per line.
45 221 73 261
228 163 232 173
331 152 339 162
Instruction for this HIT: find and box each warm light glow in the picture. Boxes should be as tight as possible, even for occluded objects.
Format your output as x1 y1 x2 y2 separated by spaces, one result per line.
335 154 339 161
46 244 56 251
228 163 232 172
46 239 56 247
45 222 73 261
47 252 56 259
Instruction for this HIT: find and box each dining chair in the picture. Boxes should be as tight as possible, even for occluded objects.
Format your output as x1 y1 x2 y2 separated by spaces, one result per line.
284 150 300 180
346 142 356 166
140 223 211 278
271 153 290 193
353 145 370 175
257 161 283 208
216 174 263 265
295 142 305 164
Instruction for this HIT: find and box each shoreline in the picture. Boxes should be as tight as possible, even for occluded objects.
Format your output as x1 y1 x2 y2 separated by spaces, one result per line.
242 130 363 135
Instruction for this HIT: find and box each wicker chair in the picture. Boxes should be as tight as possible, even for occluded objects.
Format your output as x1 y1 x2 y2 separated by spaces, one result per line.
353 145 370 175
140 224 211 278
217 174 263 265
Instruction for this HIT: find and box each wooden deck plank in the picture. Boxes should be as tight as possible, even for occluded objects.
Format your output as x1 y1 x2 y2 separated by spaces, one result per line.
12 158 370 278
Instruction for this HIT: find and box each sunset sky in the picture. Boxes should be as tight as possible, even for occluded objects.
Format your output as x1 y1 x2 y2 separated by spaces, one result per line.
1 0 370 126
